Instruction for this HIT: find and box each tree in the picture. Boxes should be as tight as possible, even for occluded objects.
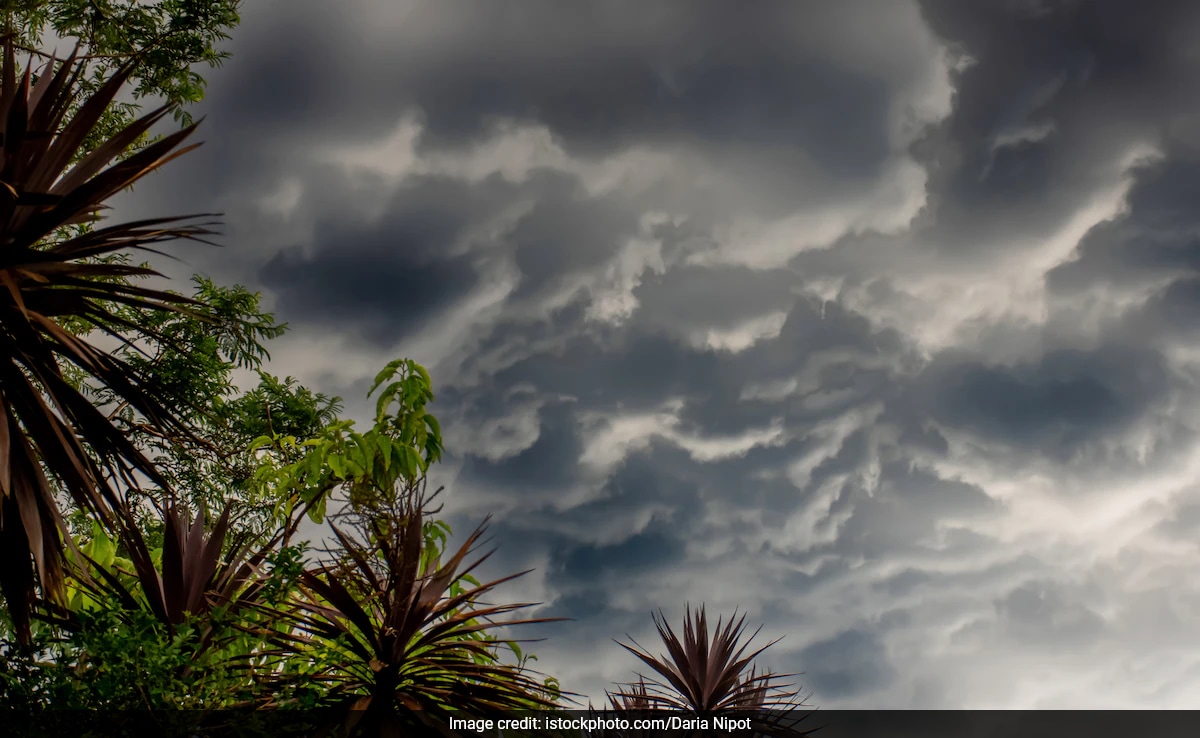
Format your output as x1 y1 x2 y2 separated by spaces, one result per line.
0 37 228 641
0 5 820 727
2 0 242 132
0 0 243 642
0 15 562 693
1 357 566 737
78 274 343 541
245 361 565 734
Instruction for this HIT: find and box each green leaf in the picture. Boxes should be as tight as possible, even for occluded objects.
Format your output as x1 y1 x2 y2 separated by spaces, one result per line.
328 453 346 479
402 446 422 481
307 495 327 524
249 434 275 450
376 434 393 473
369 358 407 396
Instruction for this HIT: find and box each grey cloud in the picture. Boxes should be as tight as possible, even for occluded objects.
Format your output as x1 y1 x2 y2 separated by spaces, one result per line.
796 628 894 700
1044 147 1200 359
221 2 900 173
1047 152 1200 290
836 462 997 555
993 579 1107 646
740 299 909 379
410 43 892 180
458 400 584 492
104 0 1200 709
445 293 905 473
491 328 723 410
633 265 797 333
1131 278 1200 344
256 174 511 342
254 168 643 341
260 248 477 343
556 524 685 582
919 348 1169 458
912 0 1200 253
1155 500 1200 541
506 173 638 296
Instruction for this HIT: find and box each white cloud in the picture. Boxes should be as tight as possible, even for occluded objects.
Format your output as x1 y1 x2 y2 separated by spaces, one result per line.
690 158 930 270
578 401 787 476
695 310 789 353
844 142 1164 359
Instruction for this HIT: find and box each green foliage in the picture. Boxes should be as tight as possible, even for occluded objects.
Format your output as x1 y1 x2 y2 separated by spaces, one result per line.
73 275 343 538
0 0 574 726
259 496 565 734
31 607 229 709
248 358 442 526
1 535 317 712
64 521 137 612
2 353 562 724
1 0 241 139
0 33 224 641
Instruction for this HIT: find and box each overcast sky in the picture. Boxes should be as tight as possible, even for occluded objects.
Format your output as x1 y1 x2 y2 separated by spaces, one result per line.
112 0 1200 708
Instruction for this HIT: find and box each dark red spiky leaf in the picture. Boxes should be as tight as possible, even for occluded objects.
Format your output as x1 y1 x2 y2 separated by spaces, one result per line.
611 605 816 737
257 495 570 733
0 37 220 638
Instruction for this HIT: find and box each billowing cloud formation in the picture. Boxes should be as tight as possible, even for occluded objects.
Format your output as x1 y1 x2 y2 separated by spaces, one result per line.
120 0 1200 707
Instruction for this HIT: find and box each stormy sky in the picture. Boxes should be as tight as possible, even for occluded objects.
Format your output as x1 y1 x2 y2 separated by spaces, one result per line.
114 0 1200 708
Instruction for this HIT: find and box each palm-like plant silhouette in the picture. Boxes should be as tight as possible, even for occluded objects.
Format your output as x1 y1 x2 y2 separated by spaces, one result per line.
609 606 816 737
0 39 217 640
33 504 292 714
261 487 566 735
66 505 276 632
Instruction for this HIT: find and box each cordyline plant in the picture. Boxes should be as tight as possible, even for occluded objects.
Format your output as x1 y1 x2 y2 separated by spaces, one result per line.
32 502 314 715
257 482 567 736
0 38 217 641
607 606 816 738
63 504 278 632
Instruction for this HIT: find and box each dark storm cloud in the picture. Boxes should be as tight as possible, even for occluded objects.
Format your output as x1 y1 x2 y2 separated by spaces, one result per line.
120 0 943 332
215 1 898 181
578 443 709 514
458 400 584 491
443 293 906 489
256 168 643 341
507 174 639 296
407 37 891 178
212 2 394 144
912 0 1200 253
833 461 997 557
256 174 509 341
445 286 950 581
918 347 1169 458
795 628 894 700
1123 277 1200 347
738 299 910 384
557 524 685 581
1047 151 1200 293
111 0 1200 709
260 248 477 342
458 445 708 629
633 265 796 332
444 279 1004 638
1044 145 1200 360
492 329 723 410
